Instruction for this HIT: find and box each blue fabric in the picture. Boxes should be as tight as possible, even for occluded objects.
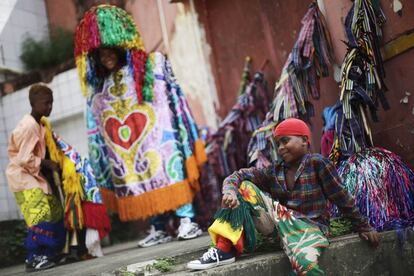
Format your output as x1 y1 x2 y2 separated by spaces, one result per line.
175 203 195 218
24 220 66 262
322 106 337 131
85 102 113 190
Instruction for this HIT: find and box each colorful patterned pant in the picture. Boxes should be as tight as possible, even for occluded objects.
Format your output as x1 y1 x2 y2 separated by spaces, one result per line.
15 188 65 261
209 181 329 275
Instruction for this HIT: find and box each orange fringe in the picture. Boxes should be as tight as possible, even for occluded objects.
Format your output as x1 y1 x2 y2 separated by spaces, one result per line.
194 139 208 166
100 188 119 213
100 180 196 221
185 156 200 189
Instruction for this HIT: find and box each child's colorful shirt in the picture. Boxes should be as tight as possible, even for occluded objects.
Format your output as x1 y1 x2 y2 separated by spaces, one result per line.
6 114 51 194
223 153 372 233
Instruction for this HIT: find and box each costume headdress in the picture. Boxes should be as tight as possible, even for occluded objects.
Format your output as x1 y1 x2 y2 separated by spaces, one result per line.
74 4 153 102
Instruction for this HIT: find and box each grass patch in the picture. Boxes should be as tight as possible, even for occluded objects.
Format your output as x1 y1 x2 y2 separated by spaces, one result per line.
147 257 176 273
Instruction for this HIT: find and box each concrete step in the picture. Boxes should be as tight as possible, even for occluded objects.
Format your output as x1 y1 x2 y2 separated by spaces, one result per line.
119 230 414 276
2 230 413 275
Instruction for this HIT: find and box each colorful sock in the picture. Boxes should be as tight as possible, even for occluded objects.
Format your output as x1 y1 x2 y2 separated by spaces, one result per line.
216 235 233 253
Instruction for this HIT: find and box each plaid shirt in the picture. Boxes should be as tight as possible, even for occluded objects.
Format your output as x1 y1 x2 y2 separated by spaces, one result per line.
223 153 372 233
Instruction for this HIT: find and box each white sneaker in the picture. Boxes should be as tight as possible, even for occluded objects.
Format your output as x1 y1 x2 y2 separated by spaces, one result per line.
177 217 203 240
138 226 173 248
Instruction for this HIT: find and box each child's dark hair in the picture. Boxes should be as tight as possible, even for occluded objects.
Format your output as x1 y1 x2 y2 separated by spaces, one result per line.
90 47 127 79
29 83 52 105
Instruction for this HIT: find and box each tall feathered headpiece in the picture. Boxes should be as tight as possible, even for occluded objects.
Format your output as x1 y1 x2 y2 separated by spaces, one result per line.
74 4 153 102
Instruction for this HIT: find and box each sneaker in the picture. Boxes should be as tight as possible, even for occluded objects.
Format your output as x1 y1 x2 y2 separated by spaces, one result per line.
25 255 55 272
177 217 203 240
138 225 173 248
187 247 235 270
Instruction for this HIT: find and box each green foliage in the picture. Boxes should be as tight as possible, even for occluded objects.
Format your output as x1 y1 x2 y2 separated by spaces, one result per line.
330 218 353 237
20 28 74 71
147 257 176 273
0 220 27 268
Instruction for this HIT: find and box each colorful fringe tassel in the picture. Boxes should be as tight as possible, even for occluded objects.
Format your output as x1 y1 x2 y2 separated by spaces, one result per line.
248 2 332 165
214 195 258 252
330 148 414 231
332 0 389 163
42 118 85 230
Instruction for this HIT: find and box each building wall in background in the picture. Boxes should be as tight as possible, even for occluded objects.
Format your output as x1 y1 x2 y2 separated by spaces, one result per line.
193 0 414 169
126 0 219 127
0 0 49 72
44 0 78 32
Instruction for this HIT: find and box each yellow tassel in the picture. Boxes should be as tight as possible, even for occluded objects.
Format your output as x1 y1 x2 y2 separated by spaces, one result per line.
75 55 88 97
41 117 85 229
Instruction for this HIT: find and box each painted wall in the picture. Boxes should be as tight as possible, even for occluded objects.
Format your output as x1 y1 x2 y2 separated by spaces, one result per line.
44 0 78 32
193 0 414 169
126 0 219 127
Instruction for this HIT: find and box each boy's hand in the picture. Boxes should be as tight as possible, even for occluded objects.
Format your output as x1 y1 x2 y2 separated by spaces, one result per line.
41 159 60 172
222 193 240 209
359 230 380 247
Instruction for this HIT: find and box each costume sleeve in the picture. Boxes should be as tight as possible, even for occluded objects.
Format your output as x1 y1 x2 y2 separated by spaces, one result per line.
13 127 42 175
316 157 373 232
222 166 274 196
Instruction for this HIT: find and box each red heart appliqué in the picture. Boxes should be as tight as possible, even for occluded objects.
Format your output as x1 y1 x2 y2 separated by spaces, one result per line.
104 112 148 150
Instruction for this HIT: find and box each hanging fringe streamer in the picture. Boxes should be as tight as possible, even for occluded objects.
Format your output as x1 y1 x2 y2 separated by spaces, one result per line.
238 56 251 96
208 71 269 185
74 4 153 102
330 148 414 231
332 0 389 163
248 2 332 165
41 117 85 230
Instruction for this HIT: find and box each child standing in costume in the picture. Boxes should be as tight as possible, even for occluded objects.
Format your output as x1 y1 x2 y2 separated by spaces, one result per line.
75 5 206 247
6 84 111 272
187 118 379 274
6 84 64 272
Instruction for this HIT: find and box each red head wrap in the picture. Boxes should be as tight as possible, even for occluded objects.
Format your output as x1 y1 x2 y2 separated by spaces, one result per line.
273 118 311 145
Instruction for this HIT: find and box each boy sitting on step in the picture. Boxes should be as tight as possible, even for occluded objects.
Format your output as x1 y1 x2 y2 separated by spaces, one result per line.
187 118 379 274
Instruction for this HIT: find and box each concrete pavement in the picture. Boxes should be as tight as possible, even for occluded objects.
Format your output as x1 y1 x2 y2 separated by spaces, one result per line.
2 230 414 275
1 235 210 276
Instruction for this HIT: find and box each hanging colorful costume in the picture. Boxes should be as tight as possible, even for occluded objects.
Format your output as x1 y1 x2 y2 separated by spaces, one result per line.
247 3 333 166
329 0 414 231
42 118 111 256
196 59 269 229
75 5 206 221
209 69 269 189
